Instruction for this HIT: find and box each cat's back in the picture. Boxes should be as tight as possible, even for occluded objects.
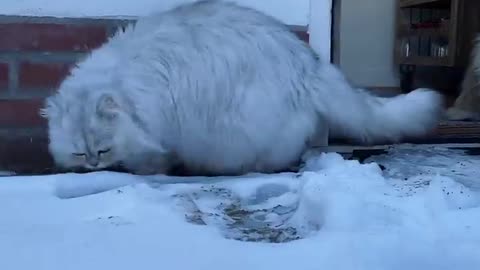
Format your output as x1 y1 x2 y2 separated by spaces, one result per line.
112 0 315 95
103 0 302 74
136 0 286 33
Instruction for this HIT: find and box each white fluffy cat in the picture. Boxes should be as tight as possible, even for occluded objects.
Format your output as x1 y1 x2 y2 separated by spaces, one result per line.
41 0 444 176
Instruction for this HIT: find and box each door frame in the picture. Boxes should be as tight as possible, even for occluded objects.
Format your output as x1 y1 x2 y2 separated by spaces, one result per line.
308 0 335 63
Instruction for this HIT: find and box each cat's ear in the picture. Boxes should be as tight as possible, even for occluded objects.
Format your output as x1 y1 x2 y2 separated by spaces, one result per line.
96 93 121 119
40 95 61 120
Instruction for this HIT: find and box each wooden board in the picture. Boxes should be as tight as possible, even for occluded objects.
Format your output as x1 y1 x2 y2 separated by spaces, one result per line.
399 0 448 8
325 121 480 156
435 121 480 138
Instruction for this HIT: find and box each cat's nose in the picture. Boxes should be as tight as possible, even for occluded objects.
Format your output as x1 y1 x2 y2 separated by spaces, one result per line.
87 156 99 167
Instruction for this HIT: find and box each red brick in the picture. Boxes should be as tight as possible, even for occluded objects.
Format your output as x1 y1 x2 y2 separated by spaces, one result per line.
0 63 8 89
19 62 73 89
0 99 46 127
293 30 309 43
0 23 108 52
0 132 54 175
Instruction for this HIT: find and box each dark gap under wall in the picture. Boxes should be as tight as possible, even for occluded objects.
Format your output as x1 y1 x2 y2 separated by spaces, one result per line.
413 65 465 97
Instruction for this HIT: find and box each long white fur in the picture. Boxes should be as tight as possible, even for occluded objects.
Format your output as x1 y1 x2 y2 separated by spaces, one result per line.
41 0 443 175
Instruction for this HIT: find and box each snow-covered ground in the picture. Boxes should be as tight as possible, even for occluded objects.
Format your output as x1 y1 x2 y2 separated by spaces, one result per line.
1 144 480 270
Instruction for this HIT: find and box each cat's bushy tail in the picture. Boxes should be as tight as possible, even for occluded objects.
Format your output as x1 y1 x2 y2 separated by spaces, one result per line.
312 64 444 144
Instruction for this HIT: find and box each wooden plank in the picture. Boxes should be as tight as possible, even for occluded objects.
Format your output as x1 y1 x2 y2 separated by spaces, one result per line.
331 0 341 65
322 142 480 153
399 0 444 8
397 55 453 66
436 121 480 137
324 121 480 155
310 142 480 163
397 24 450 38
447 0 460 65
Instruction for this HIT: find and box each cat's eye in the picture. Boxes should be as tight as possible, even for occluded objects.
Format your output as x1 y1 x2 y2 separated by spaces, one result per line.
72 153 86 157
98 149 111 156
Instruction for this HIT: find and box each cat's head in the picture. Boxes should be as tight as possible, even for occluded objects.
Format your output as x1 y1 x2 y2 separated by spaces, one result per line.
40 90 167 173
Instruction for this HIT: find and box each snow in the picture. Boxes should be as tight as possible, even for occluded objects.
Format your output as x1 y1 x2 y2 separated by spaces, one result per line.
0 0 310 26
1 144 479 270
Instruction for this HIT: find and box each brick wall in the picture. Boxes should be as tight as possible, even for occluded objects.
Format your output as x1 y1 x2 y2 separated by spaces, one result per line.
0 16 132 126
0 15 309 174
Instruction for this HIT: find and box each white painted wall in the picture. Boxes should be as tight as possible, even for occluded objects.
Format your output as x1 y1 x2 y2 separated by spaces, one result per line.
338 0 399 87
309 0 333 62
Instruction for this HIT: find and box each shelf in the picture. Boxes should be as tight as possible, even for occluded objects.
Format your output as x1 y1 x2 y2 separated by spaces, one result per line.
396 55 453 66
399 0 450 8
397 24 450 38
